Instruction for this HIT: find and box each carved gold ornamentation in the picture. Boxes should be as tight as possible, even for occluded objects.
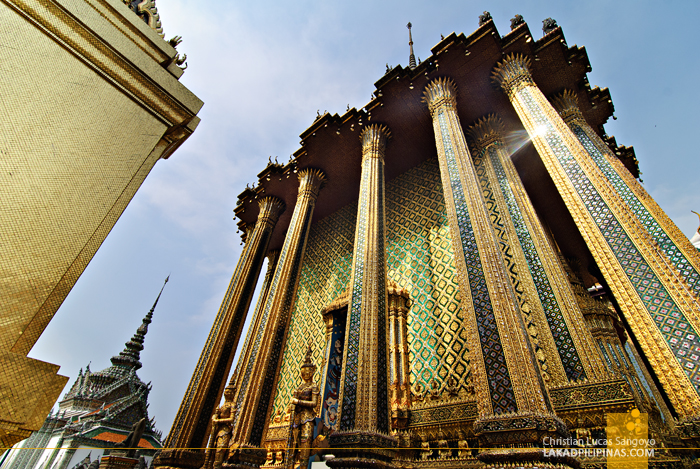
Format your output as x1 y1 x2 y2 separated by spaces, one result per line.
201 384 236 469
285 346 320 468
388 281 412 429
329 123 398 467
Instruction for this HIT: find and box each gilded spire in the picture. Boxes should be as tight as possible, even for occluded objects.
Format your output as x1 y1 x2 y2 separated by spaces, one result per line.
111 276 169 370
407 22 416 70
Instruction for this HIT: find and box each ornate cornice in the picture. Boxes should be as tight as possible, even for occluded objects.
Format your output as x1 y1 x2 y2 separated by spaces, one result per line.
550 90 586 126
422 77 458 117
9 0 202 125
122 0 163 37
466 114 506 153
491 54 534 99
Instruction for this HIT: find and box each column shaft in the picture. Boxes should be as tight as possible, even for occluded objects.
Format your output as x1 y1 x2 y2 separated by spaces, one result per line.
163 196 284 455
493 54 700 418
328 125 396 468
553 90 700 296
338 124 391 434
467 115 606 384
229 169 325 452
423 78 565 452
228 250 280 390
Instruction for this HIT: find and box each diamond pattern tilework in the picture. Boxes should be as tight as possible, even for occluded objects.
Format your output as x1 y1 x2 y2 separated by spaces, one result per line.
477 145 586 381
437 111 517 414
269 202 356 418
268 158 479 422
571 124 700 296
385 157 472 394
519 87 700 391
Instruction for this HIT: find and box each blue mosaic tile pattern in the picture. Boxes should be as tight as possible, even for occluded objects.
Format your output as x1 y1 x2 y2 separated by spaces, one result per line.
338 163 368 430
339 159 389 432
519 87 700 392
571 124 700 297
479 144 586 381
437 110 517 414
233 203 301 429
624 342 667 422
269 159 469 422
375 161 389 433
598 342 614 370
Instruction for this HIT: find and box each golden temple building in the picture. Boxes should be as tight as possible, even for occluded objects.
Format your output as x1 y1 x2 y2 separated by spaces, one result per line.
0 0 202 449
155 13 699 469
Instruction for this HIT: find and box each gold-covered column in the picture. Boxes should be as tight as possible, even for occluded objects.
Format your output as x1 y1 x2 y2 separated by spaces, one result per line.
493 54 700 423
552 90 700 294
157 196 284 469
423 78 567 464
329 124 397 468
466 115 606 383
227 168 326 467
227 250 280 392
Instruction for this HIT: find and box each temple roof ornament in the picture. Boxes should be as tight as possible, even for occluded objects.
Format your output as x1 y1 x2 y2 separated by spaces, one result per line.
510 14 525 30
491 54 534 99
691 211 700 249
551 90 587 125
542 17 559 35
466 114 507 153
422 77 458 116
407 22 416 70
478 11 492 26
110 276 169 370
123 0 163 37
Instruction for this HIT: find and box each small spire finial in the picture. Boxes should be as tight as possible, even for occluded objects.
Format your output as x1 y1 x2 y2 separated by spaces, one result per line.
110 277 169 370
407 22 416 70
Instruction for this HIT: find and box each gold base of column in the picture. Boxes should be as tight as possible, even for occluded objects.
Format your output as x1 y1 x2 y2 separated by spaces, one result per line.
152 449 205 469
222 444 267 469
477 448 577 469
474 412 568 447
327 431 397 469
677 417 700 449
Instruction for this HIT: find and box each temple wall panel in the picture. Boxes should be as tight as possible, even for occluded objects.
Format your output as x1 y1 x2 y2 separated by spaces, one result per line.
267 157 469 426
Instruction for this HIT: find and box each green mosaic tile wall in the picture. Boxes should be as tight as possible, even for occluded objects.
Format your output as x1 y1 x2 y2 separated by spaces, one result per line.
268 158 469 419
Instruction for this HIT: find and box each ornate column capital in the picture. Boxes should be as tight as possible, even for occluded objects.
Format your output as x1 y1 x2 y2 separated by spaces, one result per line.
466 114 507 153
492 54 535 99
360 124 391 161
422 77 458 117
256 196 285 228
550 90 586 126
297 168 326 202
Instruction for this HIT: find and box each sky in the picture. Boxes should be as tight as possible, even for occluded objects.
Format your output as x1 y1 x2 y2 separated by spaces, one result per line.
27 0 700 440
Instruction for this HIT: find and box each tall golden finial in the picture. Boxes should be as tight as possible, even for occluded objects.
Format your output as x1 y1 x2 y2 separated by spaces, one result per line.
407 22 416 70
692 211 700 234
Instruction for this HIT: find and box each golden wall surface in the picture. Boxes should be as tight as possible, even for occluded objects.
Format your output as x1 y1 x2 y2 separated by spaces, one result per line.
0 0 202 447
